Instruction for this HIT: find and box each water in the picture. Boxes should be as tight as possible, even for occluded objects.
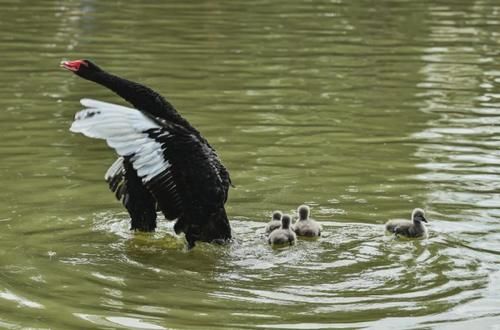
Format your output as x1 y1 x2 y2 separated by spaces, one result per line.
1 0 500 328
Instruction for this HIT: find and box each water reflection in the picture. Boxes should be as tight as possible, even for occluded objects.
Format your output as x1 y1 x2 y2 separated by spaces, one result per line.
409 3 500 326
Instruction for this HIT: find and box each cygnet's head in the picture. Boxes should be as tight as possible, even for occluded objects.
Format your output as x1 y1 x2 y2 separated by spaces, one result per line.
412 208 428 223
272 211 283 221
281 214 292 229
297 205 310 220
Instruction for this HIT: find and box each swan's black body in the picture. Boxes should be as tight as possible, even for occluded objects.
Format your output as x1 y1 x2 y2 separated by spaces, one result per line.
62 59 231 247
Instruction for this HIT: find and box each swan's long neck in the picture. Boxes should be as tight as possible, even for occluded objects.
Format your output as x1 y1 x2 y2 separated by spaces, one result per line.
91 72 199 134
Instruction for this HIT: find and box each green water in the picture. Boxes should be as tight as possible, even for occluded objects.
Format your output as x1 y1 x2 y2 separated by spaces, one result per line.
1 0 500 328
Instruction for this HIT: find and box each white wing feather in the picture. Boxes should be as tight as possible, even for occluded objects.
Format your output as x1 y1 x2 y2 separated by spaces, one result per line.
70 99 171 183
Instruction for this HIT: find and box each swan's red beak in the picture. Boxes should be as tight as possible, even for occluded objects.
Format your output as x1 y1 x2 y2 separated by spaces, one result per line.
60 59 87 72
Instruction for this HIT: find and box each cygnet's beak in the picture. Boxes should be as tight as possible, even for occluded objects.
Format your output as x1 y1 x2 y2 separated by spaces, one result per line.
421 216 428 223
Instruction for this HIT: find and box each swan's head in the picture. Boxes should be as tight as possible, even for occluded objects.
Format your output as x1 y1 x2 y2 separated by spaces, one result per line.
412 208 428 223
297 204 310 220
281 214 292 229
60 59 103 78
272 211 283 221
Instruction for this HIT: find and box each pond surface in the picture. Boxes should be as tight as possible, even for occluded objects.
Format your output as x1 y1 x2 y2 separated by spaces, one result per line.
1 0 500 328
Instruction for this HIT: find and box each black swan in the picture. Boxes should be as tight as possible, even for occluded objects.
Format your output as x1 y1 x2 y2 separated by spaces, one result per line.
61 59 232 248
385 208 428 238
268 214 296 246
293 205 321 237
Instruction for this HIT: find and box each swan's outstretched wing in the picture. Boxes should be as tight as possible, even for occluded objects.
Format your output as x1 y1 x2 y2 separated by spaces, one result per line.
71 99 230 241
